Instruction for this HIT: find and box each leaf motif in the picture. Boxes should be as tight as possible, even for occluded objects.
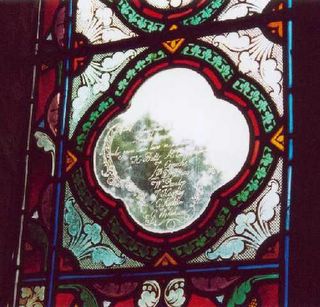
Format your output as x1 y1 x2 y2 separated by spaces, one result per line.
34 131 55 153
227 274 279 307
59 284 99 307
164 278 186 307
138 280 161 307
20 286 45 307
64 198 83 237
33 286 45 301
91 246 125 267
227 279 252 307
257 180 280 223
21 287 32 299
83 223 102 245
206 237 245 260
235 212 256 235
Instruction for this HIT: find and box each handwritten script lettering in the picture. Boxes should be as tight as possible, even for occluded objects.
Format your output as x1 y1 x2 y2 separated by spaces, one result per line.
94 115 221 233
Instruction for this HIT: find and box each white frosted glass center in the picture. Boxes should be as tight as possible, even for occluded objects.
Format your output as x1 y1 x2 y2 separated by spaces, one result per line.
94 68 250 233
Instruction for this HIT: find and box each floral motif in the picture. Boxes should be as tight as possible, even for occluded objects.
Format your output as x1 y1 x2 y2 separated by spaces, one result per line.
206 9 283 114
138 279 186 307
226 274 279 307
230 147 274 206
75 98 115 152
232 79 276 132
206 179 280 260
181 43 234 81
108 216 160 260
34 131 55 176
71 0 141 136
71 50 137 135
164 279 186 307
77 0 135 45
64 197 125 267
117 0 165 33
138 280 161 307
183 0 226 26
115 50 167 97
19 286 45 307
217 0 271 21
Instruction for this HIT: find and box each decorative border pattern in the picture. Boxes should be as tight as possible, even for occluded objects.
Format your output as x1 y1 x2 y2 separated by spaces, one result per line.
233 79 277 132
182 0 226 26
181 43 234 81
116 0 227 32
67 42 280 262
117 0 165 33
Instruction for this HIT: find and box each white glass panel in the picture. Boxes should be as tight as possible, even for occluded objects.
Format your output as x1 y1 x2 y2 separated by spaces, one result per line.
94 68 250 233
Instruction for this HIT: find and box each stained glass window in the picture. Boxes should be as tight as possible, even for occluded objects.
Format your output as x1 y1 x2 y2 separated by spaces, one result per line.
13 0 294 306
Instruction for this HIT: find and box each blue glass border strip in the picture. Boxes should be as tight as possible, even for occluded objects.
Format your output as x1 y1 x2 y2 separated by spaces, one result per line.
22 263 279 284
288 139 294 161
288 21 293 89
289 93 294 133
284 6 293 306
237 263 279 270
46 0 73 306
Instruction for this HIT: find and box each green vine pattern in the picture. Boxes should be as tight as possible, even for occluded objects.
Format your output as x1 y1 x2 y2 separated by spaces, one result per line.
227 274 279 307
108 216 160 260
117 0 165 33
71 168 109 221
172 207 230 257
64 197 125 268
76 98 114 152
181 43 234 81
230 147 274 207
233 78 276 133
58 284 99 307
182 0 226 26
115 50 167 97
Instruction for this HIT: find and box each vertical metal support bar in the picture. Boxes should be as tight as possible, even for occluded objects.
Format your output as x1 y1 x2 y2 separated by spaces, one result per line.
46 0 73 306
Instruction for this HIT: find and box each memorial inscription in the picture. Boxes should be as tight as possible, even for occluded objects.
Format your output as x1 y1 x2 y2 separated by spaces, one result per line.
96 115 221 232
93 68 250 233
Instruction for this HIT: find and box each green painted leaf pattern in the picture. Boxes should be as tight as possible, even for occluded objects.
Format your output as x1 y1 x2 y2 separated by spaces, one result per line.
227 274 279 307
230 147 274 207
229 279 252 306
117 0 165 33
59 284 99 307
233 78 276 132
76 98 114 152
182 44 234 81
109 216 159 260
183 0 226 26
115 50 167 97
172 208 229 257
